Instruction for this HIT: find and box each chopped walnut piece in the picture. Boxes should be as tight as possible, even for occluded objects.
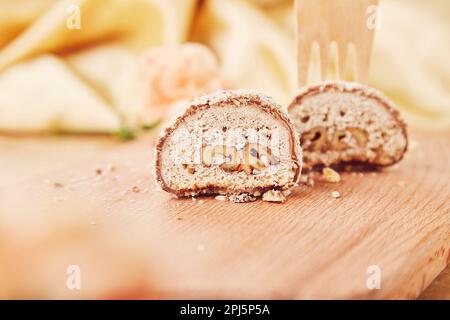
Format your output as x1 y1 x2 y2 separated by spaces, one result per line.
186 166 196 174
215 195 227 201
302 127 328 151
322 167 341 183
348 128 368 147
300 173 315 187
262 190 286 203
331 129 348 151
201 143 277 174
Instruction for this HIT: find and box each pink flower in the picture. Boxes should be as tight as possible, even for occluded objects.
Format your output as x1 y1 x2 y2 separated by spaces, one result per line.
140 43 223 108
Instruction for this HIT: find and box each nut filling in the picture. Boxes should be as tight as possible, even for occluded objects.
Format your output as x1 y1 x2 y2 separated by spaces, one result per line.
201 143 280 174
301 127 369 152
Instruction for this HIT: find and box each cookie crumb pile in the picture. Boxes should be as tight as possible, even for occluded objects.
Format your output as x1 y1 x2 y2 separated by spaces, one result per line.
262 190 287 203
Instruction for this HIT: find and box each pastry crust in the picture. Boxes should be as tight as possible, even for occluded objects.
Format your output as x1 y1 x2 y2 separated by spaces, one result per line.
288 81 408 170
155 89 302 197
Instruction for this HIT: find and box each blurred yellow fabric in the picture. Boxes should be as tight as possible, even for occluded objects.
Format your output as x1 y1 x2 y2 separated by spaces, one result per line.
0 0 197 133
0 0 448 133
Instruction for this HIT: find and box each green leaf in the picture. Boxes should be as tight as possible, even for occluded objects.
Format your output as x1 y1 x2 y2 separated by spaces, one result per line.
141 119 162 131
114 127 136 141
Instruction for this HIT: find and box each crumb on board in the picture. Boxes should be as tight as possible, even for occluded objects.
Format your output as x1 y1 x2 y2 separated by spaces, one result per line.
331 191 341 198
131 186 141 193
215 195 227 201
253 190 261 197
106 164 116 172
53 182 64 188
262 190 286 203
96 164 116 176
300 173 315 187
322 167 340 183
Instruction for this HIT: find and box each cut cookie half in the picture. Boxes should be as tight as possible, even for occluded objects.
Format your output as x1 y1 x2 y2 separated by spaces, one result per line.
288 81 408 170
155 90 302 198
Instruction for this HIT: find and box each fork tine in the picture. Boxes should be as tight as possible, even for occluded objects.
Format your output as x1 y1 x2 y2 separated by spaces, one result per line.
307 41 322 85
296 0 331 86
325 41 340 81
297 32 311 87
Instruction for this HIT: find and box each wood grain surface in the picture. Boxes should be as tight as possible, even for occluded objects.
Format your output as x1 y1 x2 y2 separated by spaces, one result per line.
420 266 450 300
0 130 449 299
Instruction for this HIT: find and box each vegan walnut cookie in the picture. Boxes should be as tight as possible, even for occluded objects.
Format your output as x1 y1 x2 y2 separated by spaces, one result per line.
288 81 408 170
154 90 302 198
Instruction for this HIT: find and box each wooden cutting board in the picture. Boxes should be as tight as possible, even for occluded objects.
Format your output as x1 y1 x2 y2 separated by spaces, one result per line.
0 129 449 299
